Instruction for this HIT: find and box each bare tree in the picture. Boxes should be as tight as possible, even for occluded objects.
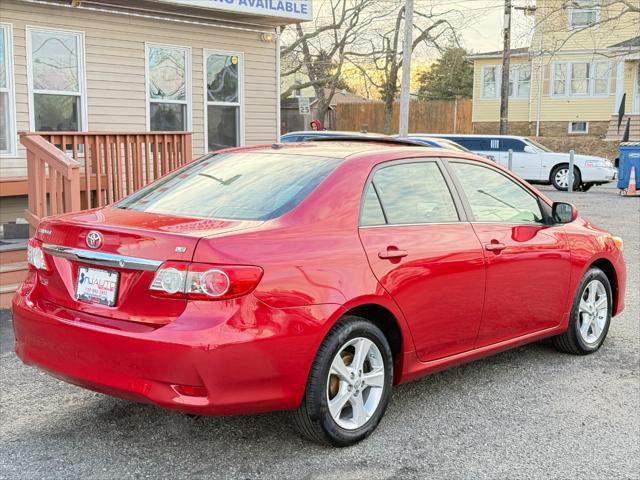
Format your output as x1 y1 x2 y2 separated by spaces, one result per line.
349 5 458 134
280 0 384 125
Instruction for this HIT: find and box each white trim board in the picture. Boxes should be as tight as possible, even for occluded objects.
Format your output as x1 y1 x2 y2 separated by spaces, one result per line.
0 23 17 157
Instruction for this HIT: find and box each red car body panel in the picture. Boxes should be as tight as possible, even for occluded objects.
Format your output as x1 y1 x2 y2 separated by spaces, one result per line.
359 223 485 361
471 223 572 347
12 143 626 416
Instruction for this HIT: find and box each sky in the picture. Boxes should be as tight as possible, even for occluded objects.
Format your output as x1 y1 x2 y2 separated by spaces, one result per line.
430 0 535 53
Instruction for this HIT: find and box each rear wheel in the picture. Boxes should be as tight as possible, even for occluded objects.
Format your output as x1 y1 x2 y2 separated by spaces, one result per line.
551 164 581 191
291 315 394 446
553 268 612 355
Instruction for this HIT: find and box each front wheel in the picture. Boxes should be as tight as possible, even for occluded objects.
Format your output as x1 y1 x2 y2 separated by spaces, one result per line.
291 316 394 446
552 268 612 355
551 164 581 191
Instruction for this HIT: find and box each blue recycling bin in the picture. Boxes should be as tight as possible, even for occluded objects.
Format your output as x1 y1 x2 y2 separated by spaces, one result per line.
617 142 640 190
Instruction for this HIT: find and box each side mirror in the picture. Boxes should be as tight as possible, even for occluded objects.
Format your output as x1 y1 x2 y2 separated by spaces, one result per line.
524 145 537 154
552 202 578 224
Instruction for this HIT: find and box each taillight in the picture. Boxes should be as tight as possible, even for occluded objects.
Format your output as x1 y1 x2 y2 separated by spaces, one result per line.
150 262 263 300
27 238 51 272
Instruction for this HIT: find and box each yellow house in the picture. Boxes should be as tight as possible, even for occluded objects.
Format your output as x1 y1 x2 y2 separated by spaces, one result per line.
470 0 640 140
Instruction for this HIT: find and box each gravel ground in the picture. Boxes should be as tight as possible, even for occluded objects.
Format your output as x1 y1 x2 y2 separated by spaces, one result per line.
1 184 638 480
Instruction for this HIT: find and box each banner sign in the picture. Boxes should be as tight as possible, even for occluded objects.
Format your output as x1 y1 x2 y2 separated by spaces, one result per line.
158 0 313 21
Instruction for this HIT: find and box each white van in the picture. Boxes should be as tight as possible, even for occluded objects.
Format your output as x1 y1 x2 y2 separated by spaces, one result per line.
426 134 616 191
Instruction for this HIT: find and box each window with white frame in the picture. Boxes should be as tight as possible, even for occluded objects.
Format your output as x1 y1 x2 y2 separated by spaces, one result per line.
571 62 590 95
552 61 610 97
509 64 531 99
481 65 499 99
569 121 588 133
206 51 242 151
0 24 16 155
28 28 85 132
146 44 190 131
481 64 530 99
569 0 599 29
593 61 610 95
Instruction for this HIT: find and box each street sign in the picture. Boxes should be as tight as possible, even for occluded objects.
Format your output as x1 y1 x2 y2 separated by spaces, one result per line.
298 97 310 116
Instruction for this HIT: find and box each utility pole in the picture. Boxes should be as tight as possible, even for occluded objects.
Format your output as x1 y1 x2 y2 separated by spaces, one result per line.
398 0 414 138
499 0 512 135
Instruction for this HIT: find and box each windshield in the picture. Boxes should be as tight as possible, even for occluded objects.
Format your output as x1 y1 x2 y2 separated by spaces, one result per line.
524 138 552 152
117 152 341 220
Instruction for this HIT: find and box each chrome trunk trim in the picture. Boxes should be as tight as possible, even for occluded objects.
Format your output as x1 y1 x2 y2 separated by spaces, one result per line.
42 244 163 271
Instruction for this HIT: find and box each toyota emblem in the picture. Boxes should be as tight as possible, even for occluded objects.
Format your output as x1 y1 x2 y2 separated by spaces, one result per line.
86 231 103 249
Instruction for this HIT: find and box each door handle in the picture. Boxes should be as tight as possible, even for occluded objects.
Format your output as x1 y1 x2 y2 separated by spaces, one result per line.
484 242 506 252
378 248 408 259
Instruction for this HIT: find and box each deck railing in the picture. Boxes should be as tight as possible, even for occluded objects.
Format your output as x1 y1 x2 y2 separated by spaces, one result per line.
20 131 193 230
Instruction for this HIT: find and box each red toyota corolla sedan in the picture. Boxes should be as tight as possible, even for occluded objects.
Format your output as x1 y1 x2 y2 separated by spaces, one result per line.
12 140 626 446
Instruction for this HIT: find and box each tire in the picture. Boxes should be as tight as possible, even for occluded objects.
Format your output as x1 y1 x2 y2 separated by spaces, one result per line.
291 315 394 446
551 164 582 191
552 267 612 355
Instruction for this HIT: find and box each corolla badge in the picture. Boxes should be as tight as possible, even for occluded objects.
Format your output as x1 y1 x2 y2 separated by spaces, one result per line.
86 231 103 249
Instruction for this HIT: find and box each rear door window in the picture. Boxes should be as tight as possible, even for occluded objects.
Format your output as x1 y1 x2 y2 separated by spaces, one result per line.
360 161 459 226
117 152 340 220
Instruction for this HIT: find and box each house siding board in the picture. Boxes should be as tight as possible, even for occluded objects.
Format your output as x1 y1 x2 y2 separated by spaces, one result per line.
472 1 638 134
531 1 640 53
623 61 637 112
0 0 277 178
472 58 531 123
473 54 635 125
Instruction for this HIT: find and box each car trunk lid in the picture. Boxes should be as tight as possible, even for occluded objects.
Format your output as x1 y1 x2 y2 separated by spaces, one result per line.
36 207 261 325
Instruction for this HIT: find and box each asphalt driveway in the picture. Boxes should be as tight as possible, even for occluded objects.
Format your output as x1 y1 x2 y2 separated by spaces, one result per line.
1 184 638 480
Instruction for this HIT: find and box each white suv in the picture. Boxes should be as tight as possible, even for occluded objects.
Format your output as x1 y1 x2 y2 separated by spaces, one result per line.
428 134 616 191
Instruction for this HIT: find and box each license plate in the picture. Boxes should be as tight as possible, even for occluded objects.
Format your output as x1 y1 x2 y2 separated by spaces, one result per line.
76 266 119 307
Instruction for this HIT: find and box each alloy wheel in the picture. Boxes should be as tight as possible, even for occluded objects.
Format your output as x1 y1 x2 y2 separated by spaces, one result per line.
578 279 608 345
326 337 385 430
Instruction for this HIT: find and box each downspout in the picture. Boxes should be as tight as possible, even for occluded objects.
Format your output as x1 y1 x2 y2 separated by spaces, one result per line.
535 0 545 137
275 27 281 142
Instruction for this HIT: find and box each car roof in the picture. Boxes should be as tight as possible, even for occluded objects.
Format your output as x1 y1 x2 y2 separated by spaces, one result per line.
414 133 527 140
224 140 468 161
281 130 385 137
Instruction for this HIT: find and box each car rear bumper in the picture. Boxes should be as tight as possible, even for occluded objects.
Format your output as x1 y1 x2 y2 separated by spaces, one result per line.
12 275 340 415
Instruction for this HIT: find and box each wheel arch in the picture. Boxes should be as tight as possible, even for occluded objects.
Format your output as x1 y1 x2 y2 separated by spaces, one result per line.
343 303 403 358
588 257 619 315
550 162 583 185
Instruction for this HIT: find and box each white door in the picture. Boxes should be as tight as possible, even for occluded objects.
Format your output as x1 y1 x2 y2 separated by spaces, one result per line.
500 138 542 180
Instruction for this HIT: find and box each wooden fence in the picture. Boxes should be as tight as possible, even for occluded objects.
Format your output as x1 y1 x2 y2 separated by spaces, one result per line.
336 99 472 134
21 131 193 230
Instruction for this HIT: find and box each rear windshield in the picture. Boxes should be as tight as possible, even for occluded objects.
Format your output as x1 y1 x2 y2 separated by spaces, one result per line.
117 152 340 220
